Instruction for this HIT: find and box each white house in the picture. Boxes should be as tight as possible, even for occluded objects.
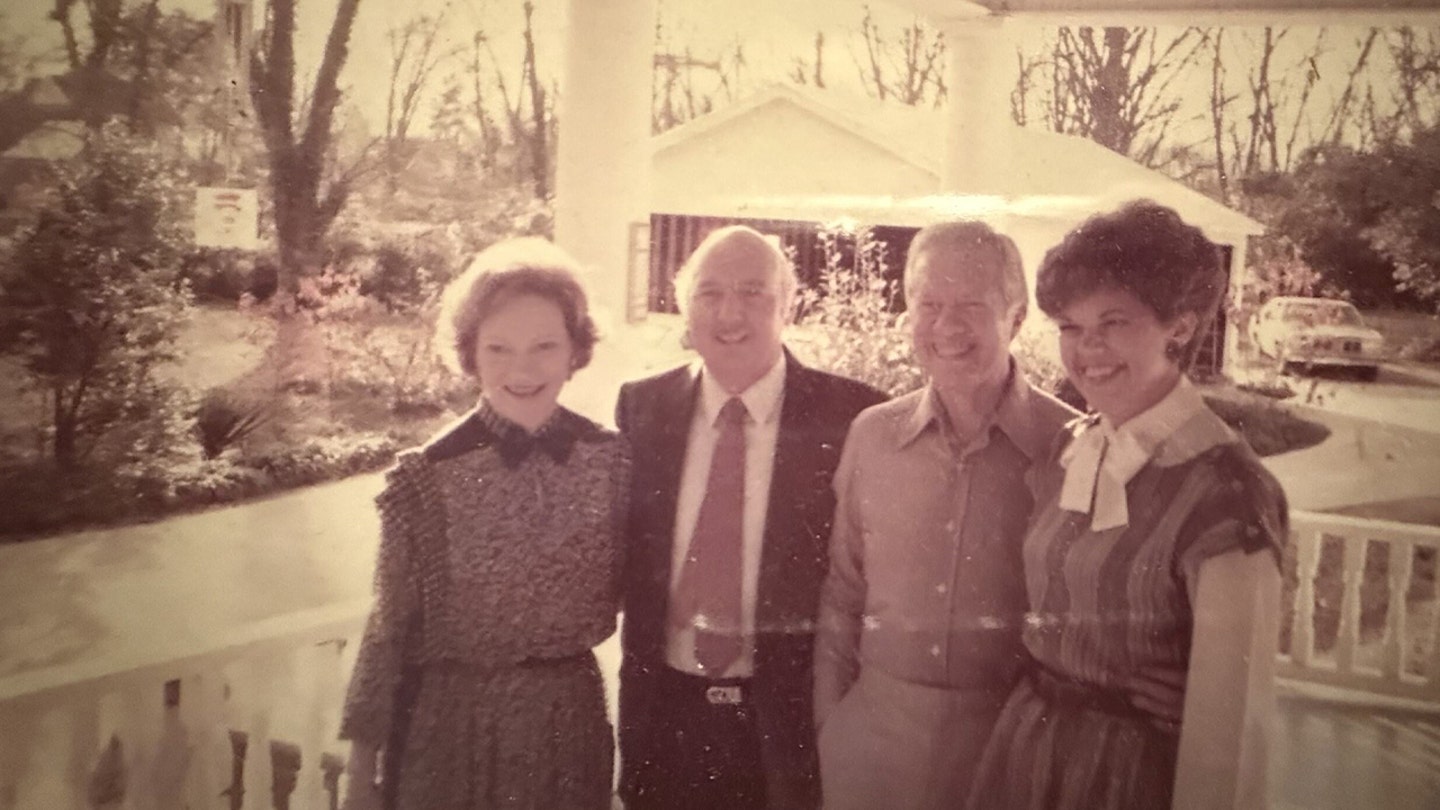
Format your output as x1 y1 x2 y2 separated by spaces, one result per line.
640 82 1264 375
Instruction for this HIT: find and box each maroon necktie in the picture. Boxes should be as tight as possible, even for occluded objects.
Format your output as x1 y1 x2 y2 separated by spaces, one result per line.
674 396 748 674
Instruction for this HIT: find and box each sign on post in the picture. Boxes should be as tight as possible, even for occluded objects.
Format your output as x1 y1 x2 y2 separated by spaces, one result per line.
194 187 258 249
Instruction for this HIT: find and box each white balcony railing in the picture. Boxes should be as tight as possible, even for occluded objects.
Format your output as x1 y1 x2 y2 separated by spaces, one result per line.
1 511 1437 808
0 601 368 810
1278 510 1440 704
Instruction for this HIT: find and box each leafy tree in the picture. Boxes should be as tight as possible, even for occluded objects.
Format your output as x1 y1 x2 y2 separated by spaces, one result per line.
0 121 191 468
47 0 214 133
1272 144 1399 307
1014 27 1204 167
1364 124 1440 307
1275 126 1440 310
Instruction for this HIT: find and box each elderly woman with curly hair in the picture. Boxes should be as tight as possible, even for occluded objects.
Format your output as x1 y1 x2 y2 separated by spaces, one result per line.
339 238 628 810
966 201 1286 810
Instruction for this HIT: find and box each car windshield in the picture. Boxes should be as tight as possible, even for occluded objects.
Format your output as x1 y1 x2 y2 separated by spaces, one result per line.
1282 302 1363 327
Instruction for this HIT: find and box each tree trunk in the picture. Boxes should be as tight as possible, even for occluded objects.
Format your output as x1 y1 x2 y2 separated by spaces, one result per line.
1092 28 1131 155
271 180 329 391
250 0 362 389
52 382 77 468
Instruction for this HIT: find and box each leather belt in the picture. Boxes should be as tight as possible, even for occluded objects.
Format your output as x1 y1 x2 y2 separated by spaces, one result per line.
705 684 745 705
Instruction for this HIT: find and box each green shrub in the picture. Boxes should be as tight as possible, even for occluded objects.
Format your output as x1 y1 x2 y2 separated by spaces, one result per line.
1203 394 1330 457
239 434 398 489
358 242 454 314
182 249 281 304
195 390 269 459
0 463 130 537
0 121 193 469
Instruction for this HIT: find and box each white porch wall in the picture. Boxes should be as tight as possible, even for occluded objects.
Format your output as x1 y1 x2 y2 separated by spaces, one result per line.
553 0 655 326
938 15 1018 195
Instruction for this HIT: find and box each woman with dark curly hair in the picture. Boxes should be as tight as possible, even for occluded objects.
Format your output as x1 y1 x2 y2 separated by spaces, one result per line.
966 201 1286 810
339 237 628 810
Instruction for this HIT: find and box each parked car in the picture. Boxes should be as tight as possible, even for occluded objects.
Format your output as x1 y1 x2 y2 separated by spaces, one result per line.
1250 296 1385 380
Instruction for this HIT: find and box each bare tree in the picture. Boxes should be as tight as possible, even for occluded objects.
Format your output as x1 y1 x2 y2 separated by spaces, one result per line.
790 32 826 89
1012 46 1042 127
464 31 503 170
248 0 362 384
519 0 548 198
49 0 124 70
1016 27 1205 166
1207 28 1234 203
1385 27 1440 136
1322 28 1379 146
849 4 946 107
384 8 455 192
470 1 551 198
653 47 720 131
652 8 745 133
45 0 214 134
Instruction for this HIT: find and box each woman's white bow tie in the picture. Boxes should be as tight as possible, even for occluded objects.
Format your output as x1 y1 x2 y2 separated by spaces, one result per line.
1058 418 1152 532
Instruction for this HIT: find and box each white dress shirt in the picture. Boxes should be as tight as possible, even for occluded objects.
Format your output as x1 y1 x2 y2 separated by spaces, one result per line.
667 354 787 678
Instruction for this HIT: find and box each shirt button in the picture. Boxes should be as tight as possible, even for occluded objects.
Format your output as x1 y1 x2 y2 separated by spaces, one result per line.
936 584 948 594
930 644 941 657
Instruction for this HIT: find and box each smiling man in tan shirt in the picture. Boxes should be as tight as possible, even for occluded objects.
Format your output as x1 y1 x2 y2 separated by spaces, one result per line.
813 221 1076 810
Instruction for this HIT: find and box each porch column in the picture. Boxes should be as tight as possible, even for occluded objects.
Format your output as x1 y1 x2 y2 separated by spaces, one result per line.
554 0 656 326
936 14 1016 197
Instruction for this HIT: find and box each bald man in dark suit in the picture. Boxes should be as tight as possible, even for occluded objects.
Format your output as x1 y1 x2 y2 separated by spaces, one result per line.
616 227 886 810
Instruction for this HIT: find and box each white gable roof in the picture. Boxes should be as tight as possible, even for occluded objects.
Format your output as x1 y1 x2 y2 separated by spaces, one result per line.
651 82 1263 238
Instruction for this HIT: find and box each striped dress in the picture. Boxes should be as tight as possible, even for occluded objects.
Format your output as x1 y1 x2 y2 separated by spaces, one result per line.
966 403 1286 810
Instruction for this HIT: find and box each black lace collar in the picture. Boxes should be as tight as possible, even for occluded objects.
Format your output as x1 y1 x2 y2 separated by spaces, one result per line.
425 402 592 468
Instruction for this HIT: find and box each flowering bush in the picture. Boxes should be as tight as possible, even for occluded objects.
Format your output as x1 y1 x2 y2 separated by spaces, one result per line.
796 224 1071 400
796 226 922 397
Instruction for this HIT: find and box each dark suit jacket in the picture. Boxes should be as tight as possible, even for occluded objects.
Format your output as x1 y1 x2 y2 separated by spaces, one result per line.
615 350 887 809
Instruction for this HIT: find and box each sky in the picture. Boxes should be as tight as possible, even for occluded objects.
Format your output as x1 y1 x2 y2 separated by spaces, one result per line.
0 0 1419 156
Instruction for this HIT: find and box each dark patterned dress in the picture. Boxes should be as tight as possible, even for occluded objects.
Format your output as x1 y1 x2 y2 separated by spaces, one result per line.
966 401 1286 810
340 403 629 810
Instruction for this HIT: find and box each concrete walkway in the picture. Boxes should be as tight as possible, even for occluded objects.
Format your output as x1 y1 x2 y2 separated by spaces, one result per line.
1259 399 1440 512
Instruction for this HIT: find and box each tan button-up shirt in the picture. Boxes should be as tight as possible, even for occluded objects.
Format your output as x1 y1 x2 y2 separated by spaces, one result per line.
815 368 1075 717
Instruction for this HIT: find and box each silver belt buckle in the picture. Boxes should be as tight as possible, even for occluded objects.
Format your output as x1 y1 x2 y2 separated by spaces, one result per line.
705 685 744 705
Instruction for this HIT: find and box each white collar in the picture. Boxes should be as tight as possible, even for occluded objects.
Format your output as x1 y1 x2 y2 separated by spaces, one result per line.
1059 377 1213 532
1106 375 1211 457
695 353 787 427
